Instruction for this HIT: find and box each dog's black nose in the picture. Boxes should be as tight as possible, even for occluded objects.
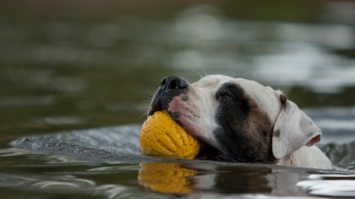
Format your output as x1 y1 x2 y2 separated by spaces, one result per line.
160 76 187 92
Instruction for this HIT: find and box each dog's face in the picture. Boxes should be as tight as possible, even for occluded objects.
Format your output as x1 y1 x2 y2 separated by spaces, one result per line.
147 75 322 163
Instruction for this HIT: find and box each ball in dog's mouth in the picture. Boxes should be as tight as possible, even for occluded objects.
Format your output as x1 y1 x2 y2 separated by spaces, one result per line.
139 110 200 159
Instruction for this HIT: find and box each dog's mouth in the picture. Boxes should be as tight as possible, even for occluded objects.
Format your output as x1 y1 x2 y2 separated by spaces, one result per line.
147 84 222 161
148 109 221 161
194 141 220 160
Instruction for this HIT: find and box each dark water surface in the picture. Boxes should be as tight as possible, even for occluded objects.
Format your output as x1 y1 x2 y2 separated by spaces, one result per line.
1 1 355 198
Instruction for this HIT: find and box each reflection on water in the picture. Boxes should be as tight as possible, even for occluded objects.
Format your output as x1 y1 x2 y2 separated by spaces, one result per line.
139 162 196 194
5 123 355 198
3 156 352 198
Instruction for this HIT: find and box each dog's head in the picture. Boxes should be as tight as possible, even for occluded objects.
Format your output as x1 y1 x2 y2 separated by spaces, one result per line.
147 75 321 163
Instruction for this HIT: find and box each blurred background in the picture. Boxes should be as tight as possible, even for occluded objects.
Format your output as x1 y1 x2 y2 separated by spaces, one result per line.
1 0 355 138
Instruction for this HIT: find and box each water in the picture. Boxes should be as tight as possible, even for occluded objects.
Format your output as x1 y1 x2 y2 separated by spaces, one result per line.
1 1 355 198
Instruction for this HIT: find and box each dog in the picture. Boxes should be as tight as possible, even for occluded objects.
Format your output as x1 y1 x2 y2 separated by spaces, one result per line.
147 75 332 169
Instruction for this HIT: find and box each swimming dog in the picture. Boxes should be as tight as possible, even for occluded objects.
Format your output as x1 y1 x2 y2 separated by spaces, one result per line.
147 75 332 169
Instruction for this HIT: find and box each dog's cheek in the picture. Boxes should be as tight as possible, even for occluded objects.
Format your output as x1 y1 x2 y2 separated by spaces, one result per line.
211 103 245 159
212 99 274 163
211 126 236 161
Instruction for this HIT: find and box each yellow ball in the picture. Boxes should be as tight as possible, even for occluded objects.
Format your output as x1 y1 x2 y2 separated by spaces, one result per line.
140 110 200 159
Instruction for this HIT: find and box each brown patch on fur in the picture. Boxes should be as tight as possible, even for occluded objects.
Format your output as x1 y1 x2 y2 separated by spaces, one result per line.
273 130 280 138
214 82 277 163
247 98 276 163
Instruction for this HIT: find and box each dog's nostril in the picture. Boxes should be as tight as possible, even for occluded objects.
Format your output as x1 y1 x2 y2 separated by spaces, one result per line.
160 78 167 86
161 76 187 92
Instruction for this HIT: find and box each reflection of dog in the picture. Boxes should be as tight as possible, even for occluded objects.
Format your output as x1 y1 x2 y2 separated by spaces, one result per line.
138 161 307 195
138 162 196 194
147 75 332 169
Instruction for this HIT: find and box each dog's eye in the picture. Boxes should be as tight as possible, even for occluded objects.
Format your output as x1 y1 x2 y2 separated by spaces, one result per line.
218 92 234 102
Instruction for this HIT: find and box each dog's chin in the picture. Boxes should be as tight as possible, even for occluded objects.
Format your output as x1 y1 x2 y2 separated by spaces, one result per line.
195 142 220 160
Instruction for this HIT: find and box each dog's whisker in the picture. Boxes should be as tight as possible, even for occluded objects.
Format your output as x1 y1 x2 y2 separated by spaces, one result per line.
192 66 208 79
135 111 148 122
142 90 156 100
232 66 239 78
192 68 203 79
134 104 151 122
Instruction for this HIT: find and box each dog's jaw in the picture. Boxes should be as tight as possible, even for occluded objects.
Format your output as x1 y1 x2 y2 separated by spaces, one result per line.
166 91 219 146
166 92 222 160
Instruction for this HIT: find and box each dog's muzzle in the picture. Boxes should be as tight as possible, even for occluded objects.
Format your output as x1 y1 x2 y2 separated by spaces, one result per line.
148 76 188 116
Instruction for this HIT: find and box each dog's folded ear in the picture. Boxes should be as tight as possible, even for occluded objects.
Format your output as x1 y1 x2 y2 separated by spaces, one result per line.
272 94 322 159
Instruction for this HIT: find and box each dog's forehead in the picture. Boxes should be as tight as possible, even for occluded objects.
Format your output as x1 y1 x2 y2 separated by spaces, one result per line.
192 75 235 88
193 75 281 121
193 75 272 93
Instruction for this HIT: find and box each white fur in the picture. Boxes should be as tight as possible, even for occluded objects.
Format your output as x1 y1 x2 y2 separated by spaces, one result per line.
277 146 332 169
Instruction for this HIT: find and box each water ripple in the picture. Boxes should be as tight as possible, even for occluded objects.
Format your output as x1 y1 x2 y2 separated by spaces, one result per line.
297 174 355 197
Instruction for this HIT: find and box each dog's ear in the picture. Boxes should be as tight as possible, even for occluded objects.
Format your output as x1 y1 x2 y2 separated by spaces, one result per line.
272 94 322 159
